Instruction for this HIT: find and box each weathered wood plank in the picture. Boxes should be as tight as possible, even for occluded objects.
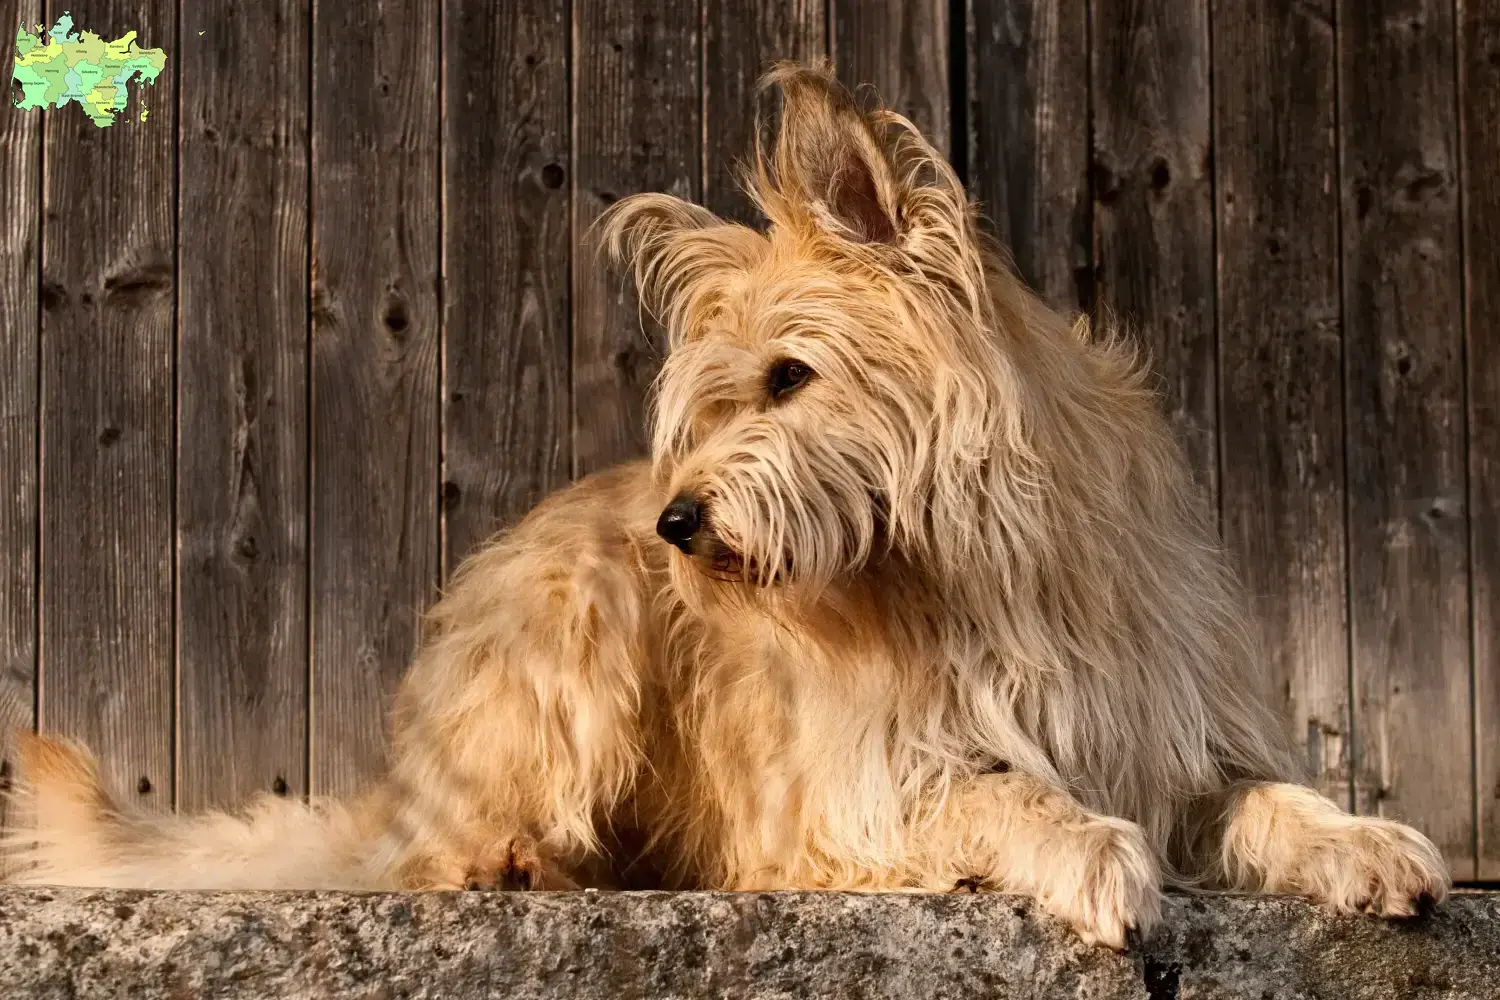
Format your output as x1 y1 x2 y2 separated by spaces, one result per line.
176 0 309 811
441 0 570 571
830 0 948 156
966 0 1090 314
572 0 700 475
1213 0 1350 804
1092 0 1217 499
703 0 826 225
0 0 43 839
1338 0 1471 876
310 0 440 796
1462 0 1500 880
38 1 176 810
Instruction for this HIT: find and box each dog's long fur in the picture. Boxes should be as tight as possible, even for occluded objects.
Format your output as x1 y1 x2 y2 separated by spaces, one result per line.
3 64 1447 947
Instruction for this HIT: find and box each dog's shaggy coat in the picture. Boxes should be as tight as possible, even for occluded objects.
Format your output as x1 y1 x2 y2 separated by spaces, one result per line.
4 64 1447 948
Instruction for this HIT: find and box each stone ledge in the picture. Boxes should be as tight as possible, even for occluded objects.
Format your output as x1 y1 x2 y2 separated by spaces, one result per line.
0 887 1496 1000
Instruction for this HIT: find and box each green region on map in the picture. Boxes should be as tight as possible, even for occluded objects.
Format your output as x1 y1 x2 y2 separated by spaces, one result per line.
11 12 167 127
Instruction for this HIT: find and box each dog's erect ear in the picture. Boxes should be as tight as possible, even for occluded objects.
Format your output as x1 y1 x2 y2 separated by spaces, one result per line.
596 192 763 342
757 63 903 245
597 193 726 324
598 192 723 271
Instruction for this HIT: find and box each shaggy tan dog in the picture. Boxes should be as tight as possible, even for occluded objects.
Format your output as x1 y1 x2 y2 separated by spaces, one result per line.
5 64 1447 949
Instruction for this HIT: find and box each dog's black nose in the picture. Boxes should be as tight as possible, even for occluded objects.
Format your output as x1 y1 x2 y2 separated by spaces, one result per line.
656 496 701 553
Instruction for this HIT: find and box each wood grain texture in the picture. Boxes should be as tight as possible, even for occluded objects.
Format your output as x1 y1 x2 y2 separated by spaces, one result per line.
310 0 440 796
1339 0 1471 875
830 0 948 155
1461 0 1500 879
572 0 700 475
0 0 43 837
1092 0 1217 499
703 0 826 224
176 0 308 811
1213 0 1350 805
441 0 570 571
39 0 176 811
966 0 1090 313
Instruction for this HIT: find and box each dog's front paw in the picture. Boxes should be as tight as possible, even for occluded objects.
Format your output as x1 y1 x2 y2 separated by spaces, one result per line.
399 834 575 891
462 835 575 891
1040 818 1162 950
1301 817 1449 918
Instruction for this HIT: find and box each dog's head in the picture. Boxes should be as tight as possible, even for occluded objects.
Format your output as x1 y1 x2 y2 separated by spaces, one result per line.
603 63 1031 592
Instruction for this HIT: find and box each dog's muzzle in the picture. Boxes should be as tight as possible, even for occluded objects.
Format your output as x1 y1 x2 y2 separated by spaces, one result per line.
656 494 702 553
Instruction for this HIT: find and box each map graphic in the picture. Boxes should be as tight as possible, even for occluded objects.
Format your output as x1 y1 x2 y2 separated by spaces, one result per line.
11 13 167 127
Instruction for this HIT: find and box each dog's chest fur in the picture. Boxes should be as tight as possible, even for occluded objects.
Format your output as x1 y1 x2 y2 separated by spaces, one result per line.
634 587 932 888
630 543 1090 889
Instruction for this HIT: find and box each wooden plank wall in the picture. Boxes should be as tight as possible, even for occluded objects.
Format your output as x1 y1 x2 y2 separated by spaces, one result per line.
441 3 571 573
1213 0 1353 816
1463 0 1500 879
2 0 1493 879
40 0 177 813
177 0 308 811
1339 0 1471 872
1092 0 1217 499
0 0 42 845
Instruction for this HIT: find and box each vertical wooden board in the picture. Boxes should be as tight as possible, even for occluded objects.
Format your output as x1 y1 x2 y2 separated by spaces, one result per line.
1338 0 1471 875
310 0 440 796
966 0 1090 314
442 0 570 571
1092 0 1217 500
1213 0 1350 804
573 0 700 475
176 0 308 811
703 0 826 225
39 0 176 810
830 0 948 155
1466 0 1500 881
0 0 43 832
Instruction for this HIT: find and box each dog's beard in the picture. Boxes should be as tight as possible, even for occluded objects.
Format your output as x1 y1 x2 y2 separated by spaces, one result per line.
660 418 902 590
682 480 878 591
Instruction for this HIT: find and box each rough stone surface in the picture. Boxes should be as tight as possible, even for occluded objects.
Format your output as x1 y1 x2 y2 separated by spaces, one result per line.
0 888 1495 999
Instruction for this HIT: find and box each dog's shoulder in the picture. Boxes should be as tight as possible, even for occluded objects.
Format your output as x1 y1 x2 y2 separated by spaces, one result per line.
447 459 664 595
516 459 659 545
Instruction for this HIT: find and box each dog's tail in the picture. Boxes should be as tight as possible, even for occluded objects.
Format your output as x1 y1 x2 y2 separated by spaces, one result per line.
2 732 390 890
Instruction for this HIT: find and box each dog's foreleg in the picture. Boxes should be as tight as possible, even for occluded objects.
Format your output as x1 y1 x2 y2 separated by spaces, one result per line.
1212 781 1449 915
909 771 1162 948
373 523 655 892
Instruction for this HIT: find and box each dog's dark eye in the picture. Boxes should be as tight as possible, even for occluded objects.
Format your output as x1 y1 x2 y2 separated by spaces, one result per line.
767 359 814 400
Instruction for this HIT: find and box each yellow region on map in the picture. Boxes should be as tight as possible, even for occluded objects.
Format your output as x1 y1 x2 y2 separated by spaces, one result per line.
11 13 167 127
